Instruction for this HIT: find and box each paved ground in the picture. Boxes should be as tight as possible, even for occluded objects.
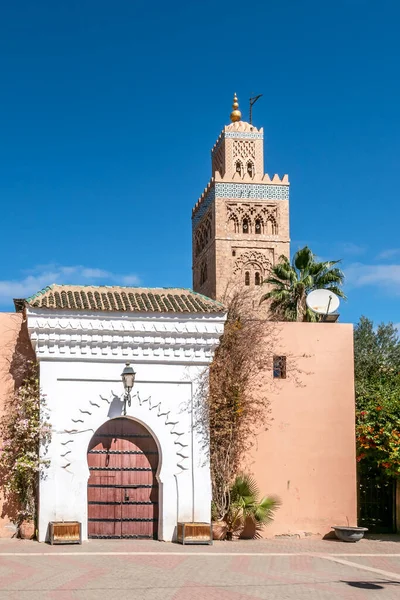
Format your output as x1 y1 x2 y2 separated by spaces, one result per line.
0 536 400 599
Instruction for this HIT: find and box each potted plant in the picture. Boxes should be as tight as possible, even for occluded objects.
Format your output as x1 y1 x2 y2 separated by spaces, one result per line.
211 503 228 540
19 517 35 540
214 474 280 540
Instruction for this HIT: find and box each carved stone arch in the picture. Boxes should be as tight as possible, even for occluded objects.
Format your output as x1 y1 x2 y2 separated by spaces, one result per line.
233 251 271 276
227 212 239 234
195 211 213 256
235 159 244 177
254 215 264 234
204 214 212 242
266 215 278 235
241 213 252 234
200 260 208 286
195 231 203 256
247 160 255 178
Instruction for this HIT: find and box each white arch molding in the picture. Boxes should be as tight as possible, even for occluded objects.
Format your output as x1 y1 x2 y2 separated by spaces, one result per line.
39 383 195 542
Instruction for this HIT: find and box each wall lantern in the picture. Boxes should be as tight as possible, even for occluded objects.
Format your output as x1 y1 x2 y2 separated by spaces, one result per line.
121 362 136 416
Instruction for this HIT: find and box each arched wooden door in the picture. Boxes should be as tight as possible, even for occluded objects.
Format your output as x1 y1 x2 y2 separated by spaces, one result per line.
87 418 159 539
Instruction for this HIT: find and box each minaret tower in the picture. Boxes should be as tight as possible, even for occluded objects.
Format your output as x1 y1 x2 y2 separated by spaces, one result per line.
192 94 290 302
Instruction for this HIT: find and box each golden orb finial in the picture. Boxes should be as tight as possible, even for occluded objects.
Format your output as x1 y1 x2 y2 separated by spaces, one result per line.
230 92 242 123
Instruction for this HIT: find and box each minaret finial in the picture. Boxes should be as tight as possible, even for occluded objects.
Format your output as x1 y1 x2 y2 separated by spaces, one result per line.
230 93 242 123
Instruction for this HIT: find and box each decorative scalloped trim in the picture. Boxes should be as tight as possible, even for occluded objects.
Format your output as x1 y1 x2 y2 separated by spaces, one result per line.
27 312 226 361
59 390 189 475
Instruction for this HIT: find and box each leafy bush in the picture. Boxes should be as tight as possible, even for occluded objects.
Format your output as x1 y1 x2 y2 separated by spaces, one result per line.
0 363 51 525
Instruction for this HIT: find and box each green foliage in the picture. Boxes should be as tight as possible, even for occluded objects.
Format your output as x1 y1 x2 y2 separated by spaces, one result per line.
354 317 400 394
0 363 51 524
354 317 400 477
223 473 280 539
260 246 346 322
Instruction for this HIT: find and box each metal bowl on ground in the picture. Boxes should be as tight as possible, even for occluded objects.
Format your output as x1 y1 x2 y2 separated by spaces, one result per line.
332 526 368 542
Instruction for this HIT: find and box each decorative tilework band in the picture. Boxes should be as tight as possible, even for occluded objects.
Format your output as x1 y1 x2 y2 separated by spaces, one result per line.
225 132 263 140
216 183 288 200
192 188 216 227
193 182 289 228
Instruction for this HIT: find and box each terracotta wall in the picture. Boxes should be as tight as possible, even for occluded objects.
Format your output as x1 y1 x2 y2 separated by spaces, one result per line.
248 322 357 538
0 313 35 537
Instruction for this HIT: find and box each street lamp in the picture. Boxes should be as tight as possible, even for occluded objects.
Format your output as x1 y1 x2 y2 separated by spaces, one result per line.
121 362 136 416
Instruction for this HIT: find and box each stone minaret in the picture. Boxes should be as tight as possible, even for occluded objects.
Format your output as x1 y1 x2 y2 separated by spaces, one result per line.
192 94 290 303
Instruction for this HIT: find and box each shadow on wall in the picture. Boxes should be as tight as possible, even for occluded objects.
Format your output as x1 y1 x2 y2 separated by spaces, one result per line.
107 394 124 419
9 316 36 388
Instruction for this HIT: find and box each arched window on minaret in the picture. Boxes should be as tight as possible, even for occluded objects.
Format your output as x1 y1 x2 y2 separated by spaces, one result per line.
200 262 208 286
228 213 239 234
255 218 262 234
266 217 278 235
235 160 243 177
244 271 250 286
247 161 255 178
242 218 249 234
255 272 261 286
195 231 203 256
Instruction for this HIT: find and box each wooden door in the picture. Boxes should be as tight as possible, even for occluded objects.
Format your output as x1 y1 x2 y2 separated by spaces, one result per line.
87 418 159 539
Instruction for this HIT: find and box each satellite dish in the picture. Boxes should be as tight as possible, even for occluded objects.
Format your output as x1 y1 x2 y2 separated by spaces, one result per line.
306 289 340 315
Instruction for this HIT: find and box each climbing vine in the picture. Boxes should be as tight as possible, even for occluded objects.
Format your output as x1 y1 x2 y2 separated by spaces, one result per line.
0 362 51 525
196 291 275 521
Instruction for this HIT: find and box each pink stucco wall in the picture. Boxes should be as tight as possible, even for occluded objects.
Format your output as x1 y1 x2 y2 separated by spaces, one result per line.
0 313 35 537
248 322 357 538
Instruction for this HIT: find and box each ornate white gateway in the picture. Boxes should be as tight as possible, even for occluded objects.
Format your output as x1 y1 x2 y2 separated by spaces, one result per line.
20 285 226 542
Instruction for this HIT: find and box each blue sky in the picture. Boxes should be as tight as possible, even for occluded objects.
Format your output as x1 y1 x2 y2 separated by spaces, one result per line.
0 0 399 327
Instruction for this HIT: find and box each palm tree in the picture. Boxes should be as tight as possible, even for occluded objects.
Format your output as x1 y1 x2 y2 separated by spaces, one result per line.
223 474 280 540
260 246 346 322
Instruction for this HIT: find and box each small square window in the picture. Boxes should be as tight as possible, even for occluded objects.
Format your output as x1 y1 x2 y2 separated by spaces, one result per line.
273 356 286 379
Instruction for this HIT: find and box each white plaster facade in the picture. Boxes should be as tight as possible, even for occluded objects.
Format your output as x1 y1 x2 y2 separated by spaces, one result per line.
26 307 226 542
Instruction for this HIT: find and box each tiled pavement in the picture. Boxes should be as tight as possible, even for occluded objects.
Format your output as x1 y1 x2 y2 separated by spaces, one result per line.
0 537 400 599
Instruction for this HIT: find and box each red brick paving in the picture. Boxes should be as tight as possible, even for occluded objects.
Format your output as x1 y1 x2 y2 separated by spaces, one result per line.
0 537 399 599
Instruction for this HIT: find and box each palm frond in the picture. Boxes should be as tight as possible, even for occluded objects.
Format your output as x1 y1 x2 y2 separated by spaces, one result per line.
262 277 291 289
270 264 294 282
314 268 344 285
252 495 281 525
264 245 345 321
325 285 347 300
293 246 314 271
309 260 341 276
230 474 259 505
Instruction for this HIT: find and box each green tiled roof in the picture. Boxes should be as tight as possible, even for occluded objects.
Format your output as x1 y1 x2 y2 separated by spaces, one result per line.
15 284 225 314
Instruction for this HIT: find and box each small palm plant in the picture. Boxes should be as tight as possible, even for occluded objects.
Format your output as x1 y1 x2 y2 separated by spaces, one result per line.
223 474 280 540
260 246 346 322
